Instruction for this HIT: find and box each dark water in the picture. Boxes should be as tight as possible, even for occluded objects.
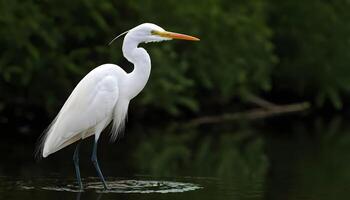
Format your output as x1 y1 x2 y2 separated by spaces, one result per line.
1 115 350 199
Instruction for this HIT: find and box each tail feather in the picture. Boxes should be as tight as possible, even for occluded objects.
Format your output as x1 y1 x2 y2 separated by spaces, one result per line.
42 132 82 158
34 116 59 160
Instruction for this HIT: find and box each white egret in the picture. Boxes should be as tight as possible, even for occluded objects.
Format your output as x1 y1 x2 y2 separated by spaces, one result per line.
36 23 199 190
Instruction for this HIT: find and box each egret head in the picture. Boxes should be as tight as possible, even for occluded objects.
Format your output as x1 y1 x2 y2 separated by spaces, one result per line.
109 23 199 45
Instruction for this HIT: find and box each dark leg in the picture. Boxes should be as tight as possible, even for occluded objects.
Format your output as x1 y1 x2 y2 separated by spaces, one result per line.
96 193 103 200
91 139 108 190
73 141 83 190
75 192 82 200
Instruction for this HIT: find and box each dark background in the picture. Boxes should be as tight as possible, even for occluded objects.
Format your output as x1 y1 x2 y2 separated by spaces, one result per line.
1 0 350 136
1 1 350 199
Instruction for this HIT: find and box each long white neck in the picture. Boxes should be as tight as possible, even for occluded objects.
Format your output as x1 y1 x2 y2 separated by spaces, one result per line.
122 34 151 100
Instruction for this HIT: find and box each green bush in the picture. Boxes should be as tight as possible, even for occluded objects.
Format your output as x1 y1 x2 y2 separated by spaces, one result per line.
0 0 349 120
132 0 275 114
0 0 275 117
270 0 350 109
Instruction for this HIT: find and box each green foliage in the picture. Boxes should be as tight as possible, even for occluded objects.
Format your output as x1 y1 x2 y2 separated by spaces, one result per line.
131 0 275 112
0 0 123 113
270 0 350 109
0 0 274 117
0 0 349 119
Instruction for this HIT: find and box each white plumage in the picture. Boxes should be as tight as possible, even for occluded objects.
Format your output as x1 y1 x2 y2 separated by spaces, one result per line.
36 23 199 190
41 64 127 157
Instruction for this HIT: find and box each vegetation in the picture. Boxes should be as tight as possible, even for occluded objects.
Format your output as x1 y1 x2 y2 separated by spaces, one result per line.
269 0 350 109
0 0 349 122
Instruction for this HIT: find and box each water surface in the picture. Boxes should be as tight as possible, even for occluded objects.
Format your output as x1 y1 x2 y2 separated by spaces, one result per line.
1 116 350 199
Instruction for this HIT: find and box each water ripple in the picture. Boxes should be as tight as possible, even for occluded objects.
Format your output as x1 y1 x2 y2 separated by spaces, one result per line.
16 177 202 194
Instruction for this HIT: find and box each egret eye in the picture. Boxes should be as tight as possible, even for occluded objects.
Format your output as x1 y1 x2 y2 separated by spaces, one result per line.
151 30 158 35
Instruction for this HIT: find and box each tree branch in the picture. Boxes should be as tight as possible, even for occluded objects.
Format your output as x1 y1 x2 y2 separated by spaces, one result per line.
187 101 310 127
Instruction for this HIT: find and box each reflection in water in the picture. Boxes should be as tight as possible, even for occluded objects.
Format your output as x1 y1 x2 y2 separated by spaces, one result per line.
2 117 350 199
134 124 268 199
75 192 102 200
266 116 350 200
76 192 82 200
134 125 268 177
16 177 201 194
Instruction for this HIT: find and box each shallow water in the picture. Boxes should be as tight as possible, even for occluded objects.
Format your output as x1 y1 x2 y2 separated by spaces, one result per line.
15 177 201 193
1 116 350 199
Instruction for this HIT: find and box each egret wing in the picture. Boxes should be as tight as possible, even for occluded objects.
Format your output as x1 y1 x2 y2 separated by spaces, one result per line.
41 72 119 157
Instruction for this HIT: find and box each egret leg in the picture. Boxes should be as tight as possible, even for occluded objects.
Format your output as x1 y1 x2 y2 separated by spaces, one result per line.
75 192 82 200
73 141 83 190
91 140 108 190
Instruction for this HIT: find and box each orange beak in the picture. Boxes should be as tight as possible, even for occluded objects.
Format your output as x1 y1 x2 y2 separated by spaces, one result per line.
152 30 200 41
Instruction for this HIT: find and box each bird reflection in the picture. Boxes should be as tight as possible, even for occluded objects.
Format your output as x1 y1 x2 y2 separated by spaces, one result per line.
76 192 81 200
75 192 103 200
